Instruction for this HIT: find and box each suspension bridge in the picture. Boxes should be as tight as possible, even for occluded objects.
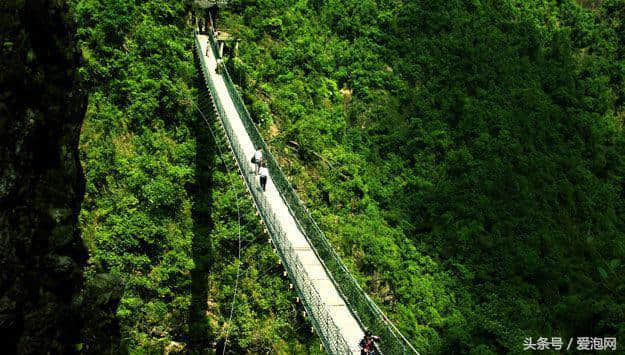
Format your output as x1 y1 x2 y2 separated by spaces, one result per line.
194 30 418 355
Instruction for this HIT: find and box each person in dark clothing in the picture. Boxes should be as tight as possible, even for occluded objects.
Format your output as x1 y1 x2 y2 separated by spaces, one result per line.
259 162 268 192
359 330 380 355
214 338 225 354
198 18 204 33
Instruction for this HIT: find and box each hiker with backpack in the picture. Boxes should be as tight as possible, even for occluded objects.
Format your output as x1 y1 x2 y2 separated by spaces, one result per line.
359 330 380 355
251 147 263 175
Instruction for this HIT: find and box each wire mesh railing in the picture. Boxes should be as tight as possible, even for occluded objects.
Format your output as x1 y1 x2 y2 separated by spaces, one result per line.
194 33 352 354
195 30 419 354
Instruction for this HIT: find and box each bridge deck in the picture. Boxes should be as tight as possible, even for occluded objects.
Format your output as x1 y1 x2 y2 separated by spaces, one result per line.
196 34 364 354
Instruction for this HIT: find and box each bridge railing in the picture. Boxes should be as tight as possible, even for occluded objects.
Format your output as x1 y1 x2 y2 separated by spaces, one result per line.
194 33 352 354
201 30 419 355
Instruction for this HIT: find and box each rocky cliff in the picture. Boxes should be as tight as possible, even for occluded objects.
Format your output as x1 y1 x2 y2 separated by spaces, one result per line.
1 0 88 352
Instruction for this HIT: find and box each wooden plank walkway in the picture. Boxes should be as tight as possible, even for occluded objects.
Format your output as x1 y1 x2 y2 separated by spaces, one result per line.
196 33 364 354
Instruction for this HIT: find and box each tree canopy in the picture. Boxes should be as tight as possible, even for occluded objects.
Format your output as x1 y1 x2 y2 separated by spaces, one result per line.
222 0 625 352
72 0 625 352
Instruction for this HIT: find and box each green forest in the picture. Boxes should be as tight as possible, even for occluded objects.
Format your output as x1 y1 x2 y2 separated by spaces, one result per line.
71 0 624 353
72 0 317 352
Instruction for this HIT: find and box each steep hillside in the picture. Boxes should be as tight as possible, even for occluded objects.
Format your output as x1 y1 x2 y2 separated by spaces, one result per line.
1 0 89 352
219 0 625 352
72 0 320 351
6 0 622 353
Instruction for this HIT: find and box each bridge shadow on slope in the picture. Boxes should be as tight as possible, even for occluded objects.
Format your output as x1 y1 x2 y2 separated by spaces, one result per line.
188 43 328 353
188 53 216 354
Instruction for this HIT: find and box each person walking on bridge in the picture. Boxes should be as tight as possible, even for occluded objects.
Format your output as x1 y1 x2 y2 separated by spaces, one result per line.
259 162 268 192
215 57 223 74
252 147 263 175
359 330 380 355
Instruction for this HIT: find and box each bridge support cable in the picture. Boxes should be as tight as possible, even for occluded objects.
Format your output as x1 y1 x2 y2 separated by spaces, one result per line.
194 30 418 354
194 36 353 354
200 31 418 355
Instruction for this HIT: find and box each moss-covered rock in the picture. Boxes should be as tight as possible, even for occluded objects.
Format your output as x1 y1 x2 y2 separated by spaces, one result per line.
0 0 91 352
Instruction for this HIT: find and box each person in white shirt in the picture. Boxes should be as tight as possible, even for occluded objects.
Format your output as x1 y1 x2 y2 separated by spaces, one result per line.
259 163 268 192
215 58 223 74
252 147 263 175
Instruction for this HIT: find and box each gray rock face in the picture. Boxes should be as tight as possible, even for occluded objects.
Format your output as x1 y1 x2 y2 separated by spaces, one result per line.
0 0 88 352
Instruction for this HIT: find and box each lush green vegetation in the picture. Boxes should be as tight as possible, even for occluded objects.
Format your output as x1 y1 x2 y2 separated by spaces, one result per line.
218 0 625 352
72 0 317 352
70 0 625 352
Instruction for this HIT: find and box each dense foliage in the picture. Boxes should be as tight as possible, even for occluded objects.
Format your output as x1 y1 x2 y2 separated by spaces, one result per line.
219 0 625 352
72 0 317 351
67 0 625 352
